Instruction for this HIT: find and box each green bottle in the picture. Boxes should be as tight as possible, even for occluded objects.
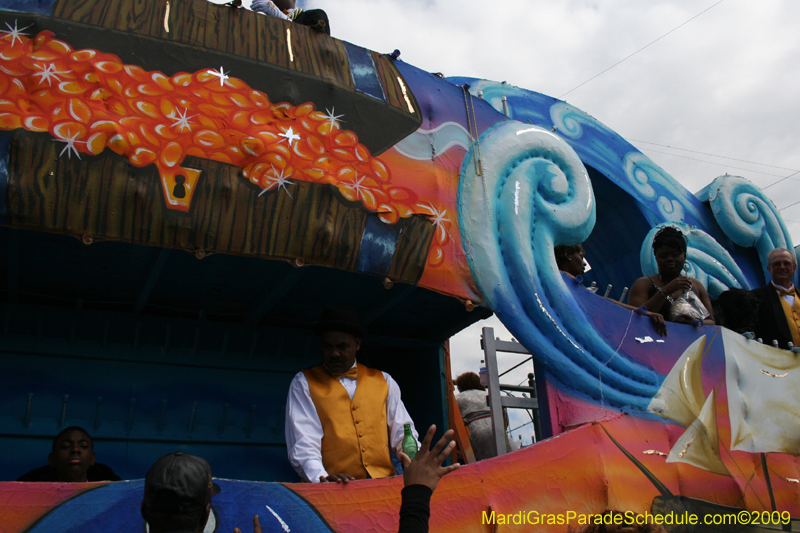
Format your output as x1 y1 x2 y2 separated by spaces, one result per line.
402 424 418 460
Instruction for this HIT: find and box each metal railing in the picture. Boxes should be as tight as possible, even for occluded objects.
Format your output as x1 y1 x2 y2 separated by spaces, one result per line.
481 327 541 456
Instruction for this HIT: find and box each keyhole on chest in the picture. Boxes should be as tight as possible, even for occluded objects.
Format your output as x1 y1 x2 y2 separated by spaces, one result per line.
173 174 186 199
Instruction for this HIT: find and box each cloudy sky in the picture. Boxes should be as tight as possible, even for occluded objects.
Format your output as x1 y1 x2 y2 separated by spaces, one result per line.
299 0 799 445
232 0 800 444
309 0 800 232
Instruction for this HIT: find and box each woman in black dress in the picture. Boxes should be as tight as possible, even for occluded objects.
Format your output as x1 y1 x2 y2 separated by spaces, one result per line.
629 226 715 326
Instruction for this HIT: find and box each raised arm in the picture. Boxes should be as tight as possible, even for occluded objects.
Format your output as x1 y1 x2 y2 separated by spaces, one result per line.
397 425 460 533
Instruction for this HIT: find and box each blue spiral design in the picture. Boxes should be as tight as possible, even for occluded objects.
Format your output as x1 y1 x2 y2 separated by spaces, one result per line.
708 175 795 280
458 121 662 411
549 102 595 140
639 223 750 298
621 152 707 224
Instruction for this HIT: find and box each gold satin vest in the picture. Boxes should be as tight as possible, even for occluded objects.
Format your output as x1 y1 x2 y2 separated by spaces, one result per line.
303 363 395 480
778 293 800 346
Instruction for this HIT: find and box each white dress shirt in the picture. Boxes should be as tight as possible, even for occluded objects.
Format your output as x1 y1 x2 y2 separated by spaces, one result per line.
285 364 419 482
250 0 292 19
772 281 796 307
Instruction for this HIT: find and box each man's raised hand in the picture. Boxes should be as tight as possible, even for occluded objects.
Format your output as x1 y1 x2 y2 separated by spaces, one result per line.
398 424 460 492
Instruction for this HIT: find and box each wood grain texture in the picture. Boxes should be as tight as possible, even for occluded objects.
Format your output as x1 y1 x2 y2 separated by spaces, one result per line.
51 0 405 103
7 131 431 284
371 51 422 118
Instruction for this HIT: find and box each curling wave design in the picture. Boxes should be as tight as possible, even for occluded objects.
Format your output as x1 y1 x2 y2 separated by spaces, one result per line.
707 175 795 279
622 152 704 224
550 102 598 140
458 121 662 411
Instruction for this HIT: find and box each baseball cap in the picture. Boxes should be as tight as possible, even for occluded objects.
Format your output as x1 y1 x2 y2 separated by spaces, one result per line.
143 452 221 514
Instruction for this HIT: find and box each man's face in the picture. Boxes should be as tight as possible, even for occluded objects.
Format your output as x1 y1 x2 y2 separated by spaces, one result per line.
767 250 797 287
321 331 360 375
49 429 95 482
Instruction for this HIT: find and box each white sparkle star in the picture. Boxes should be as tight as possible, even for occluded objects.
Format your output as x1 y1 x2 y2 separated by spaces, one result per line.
53 129 85 160
32 63 71 87
323 107 344 130
167 107 197 132
343 173 372 200
278 126 301 147
258 165 294 198
1 20 33 47
207 66 229 87
417 202 451 242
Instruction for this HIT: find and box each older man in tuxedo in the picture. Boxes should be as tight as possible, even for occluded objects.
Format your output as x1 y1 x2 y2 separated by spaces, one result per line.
750 248 799 349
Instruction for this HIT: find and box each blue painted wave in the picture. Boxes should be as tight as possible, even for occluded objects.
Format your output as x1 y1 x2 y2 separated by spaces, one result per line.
708 175 796 283
457 121 662 411
449 78 770 290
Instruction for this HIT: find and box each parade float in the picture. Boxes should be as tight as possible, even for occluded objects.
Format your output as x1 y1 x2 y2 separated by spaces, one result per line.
0 0 798 531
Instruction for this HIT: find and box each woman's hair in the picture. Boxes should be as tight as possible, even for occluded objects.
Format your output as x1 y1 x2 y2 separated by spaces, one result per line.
651 226 686 255
455 372 485 392
554 244 583 266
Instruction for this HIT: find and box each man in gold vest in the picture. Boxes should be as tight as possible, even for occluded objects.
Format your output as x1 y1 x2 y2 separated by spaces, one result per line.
285 306 419 482
751 248 800 350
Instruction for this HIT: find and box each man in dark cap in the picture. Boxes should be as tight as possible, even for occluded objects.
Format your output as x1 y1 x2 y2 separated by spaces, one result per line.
141 451 221 533
285 306 419 483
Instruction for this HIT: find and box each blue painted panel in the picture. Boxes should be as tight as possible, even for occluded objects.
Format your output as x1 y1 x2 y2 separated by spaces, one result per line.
356 215 400 275
0 0 56 15
582 165 654 295
342 41 385 102
0 133 9 224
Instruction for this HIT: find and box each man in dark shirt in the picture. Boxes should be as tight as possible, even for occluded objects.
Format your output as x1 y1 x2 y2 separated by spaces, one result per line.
17 426 120 482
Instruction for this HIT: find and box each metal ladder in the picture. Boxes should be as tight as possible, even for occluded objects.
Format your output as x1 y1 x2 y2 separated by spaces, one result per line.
481 326 541 456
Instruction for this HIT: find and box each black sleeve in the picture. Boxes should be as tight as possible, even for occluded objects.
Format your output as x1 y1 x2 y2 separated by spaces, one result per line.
17 464 121 482
87 463 122 482
17 465 57 482
398 485 433 533
291 9 331 35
